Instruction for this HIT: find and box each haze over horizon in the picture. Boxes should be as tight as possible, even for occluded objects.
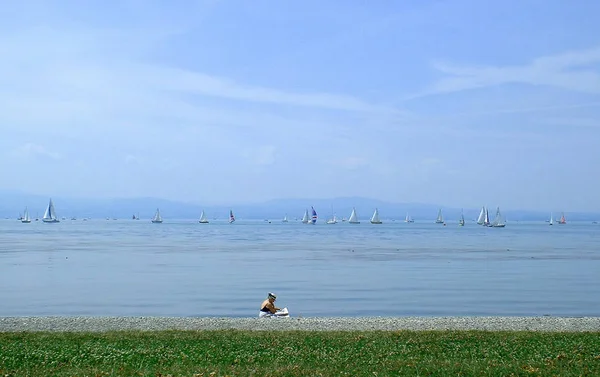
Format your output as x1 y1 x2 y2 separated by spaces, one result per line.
1 1 599 212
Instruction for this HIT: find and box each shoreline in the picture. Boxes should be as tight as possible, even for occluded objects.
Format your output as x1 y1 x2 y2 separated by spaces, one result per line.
1 316 600 332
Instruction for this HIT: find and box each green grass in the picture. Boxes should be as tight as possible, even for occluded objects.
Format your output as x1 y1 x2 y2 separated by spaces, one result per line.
1 330 599 376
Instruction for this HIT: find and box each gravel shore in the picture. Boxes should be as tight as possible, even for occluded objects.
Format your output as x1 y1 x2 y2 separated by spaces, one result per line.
1 316 599 332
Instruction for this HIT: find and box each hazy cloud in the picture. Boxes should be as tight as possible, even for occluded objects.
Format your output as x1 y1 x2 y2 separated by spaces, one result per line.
13 143 61 160
419 46 600 97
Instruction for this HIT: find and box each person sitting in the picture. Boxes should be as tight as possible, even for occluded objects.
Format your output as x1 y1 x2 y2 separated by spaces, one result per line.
259 292 280 318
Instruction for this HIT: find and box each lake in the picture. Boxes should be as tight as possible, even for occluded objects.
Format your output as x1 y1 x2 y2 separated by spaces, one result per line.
1 218 599 317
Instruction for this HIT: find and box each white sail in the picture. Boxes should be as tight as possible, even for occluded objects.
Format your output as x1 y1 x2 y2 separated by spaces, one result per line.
22 207 31 223
370 208 382 224
484 208 490 226
199 210 209 223
490 206 505 227
549 212 553 225
282 214 288 223
435 208 444 223
348 207 360 224
42 199 60 223
459 209 465 226
326 204 337 224
152 208 163 223
477 207 486 225
301 209 309 224
405 213 414 223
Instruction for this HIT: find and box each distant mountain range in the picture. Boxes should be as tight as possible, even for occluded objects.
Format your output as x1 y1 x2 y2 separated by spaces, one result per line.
0 190 598 221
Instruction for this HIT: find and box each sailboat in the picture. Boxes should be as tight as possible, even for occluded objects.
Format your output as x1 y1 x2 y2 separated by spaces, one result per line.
301 209 309 224
435 208 444 224
326 205 337 224
370 208 382 224
310 207 318 224
229 209 235 223
282 214 289 223
151 208 163 223
549 212 554 225
558 212 566 224
490 206 506 227
42 198 60 223
199 210 209 223
476 206 486 225
348 207 360 224
21 207 31 223
483 208 491 227
405 213 414 223
458 209 465 226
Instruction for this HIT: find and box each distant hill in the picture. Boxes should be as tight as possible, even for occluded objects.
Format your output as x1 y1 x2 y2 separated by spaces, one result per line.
0 190 598 221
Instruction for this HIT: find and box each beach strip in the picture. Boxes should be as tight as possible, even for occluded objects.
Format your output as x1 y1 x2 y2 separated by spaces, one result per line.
2 316 599 332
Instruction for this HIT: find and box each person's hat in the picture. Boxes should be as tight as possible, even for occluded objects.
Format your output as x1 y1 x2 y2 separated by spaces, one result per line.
268 292 277 300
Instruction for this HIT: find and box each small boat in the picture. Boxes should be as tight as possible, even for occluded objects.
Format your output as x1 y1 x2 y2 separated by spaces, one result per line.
458 209 465 226
483 208 491 227
151 208 163 223
348 207 360 224
405 213 414 223
476 206 486 225
490 206 506 227
326 205 337 224
199 210 209 223
435 208 444 224
341 217 347 222
21 207 31 223
301 209 309 224
282 214 289 223
549 213 554 226
229 209 235 223
558 212 566 224
370 208 382 224
42 198 60 223
310 207 317 224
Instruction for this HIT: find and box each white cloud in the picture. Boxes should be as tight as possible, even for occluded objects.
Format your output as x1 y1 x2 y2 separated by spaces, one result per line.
13 143 61 160
241 146 277 166
415 46 600 98
124 155 142 165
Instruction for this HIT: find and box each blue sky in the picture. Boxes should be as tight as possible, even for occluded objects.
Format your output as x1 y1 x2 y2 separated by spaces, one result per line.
1 0 599 211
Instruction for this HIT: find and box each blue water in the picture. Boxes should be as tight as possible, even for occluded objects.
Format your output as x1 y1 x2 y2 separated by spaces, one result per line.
1 219 599 317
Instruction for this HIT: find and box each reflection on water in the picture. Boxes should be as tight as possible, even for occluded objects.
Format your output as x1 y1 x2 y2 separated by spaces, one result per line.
1 219 599 317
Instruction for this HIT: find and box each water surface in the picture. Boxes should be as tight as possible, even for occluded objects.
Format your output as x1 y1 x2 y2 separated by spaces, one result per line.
1 219 599 317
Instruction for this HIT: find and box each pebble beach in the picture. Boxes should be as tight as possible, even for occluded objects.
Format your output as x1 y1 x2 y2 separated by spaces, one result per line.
1 316 599 332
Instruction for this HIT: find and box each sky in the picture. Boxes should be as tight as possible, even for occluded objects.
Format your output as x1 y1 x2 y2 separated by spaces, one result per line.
1 0 599 211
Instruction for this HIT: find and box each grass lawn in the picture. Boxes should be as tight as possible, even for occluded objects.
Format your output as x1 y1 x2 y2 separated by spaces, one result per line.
1 330 599 376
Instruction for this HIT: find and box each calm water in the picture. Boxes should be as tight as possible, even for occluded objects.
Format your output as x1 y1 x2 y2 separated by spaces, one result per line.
1 219 599 317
